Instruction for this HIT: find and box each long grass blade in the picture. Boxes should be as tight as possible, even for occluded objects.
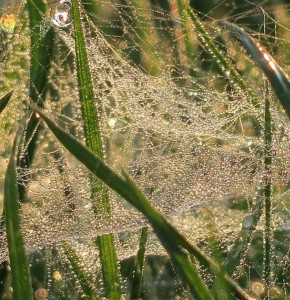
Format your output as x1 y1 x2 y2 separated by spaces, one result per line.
31 105 255 299
221 21 290 119
4 124 33 299
61 242 99 299
0 91 13 114
70 0 121 298
130 227 148 300
32 105 213 298
263 79 273 286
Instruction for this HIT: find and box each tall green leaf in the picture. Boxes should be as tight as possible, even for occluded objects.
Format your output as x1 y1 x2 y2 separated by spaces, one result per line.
61 242 99 299
4 124 33 300
130 227 148 300
70 0 121 298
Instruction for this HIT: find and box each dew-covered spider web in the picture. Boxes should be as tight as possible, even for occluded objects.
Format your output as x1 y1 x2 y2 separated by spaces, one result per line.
1 0 290 298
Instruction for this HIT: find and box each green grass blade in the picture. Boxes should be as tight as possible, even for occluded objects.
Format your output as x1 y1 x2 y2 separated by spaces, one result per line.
18 0 55 202
130 227 148 300
61 242 99 300
221 21 290 119
0 91 13 114
263 80 273 286
70 0 121 298
4 124 33 300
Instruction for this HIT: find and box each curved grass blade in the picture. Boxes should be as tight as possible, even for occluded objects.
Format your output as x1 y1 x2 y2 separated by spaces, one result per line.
221 21 290 119
61 242 99 299
130 227 148 300
0 90 13 114
32 105 255 299
70 0 121 298
4 124 33 299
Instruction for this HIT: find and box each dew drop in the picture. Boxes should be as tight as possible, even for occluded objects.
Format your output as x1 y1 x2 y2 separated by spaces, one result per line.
51 0 73 28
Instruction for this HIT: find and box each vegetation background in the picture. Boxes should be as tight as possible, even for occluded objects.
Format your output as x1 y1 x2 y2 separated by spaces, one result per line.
1 0 290 299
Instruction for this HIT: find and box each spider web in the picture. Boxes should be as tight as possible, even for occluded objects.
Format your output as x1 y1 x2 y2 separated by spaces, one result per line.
1 0 290 298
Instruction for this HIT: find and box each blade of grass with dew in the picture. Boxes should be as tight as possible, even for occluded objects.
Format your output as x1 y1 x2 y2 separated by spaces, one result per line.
221 21 290 119
70 0 121 298
4 124 33 300
17 0 55 202
185 5 258 106
210 190 264 296
0 91 13 114
148 0 184 80
263 79 273 286
61 242 99 300
0 90 13 296
31 105 255 299
130 227 148 300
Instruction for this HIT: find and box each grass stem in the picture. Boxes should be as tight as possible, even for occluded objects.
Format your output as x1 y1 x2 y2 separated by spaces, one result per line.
263 79 273 289
70 0 121 298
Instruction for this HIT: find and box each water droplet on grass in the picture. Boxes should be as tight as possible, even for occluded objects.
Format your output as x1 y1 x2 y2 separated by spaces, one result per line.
51 0 72 28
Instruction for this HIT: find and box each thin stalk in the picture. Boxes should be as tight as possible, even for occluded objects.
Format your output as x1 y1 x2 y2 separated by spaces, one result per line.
130 227 148 300
70 0 121 299
263 79 273 289
4 124 33 300
61 242 99 299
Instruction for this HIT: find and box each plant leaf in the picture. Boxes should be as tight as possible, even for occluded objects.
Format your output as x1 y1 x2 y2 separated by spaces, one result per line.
221 21 290 119
0 91 13 114
61 242 99 299
130 227 148 300
4 124 33 299
70 0 121 297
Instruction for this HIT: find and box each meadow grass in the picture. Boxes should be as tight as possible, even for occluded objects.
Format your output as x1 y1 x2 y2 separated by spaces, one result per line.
1 0 290 299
